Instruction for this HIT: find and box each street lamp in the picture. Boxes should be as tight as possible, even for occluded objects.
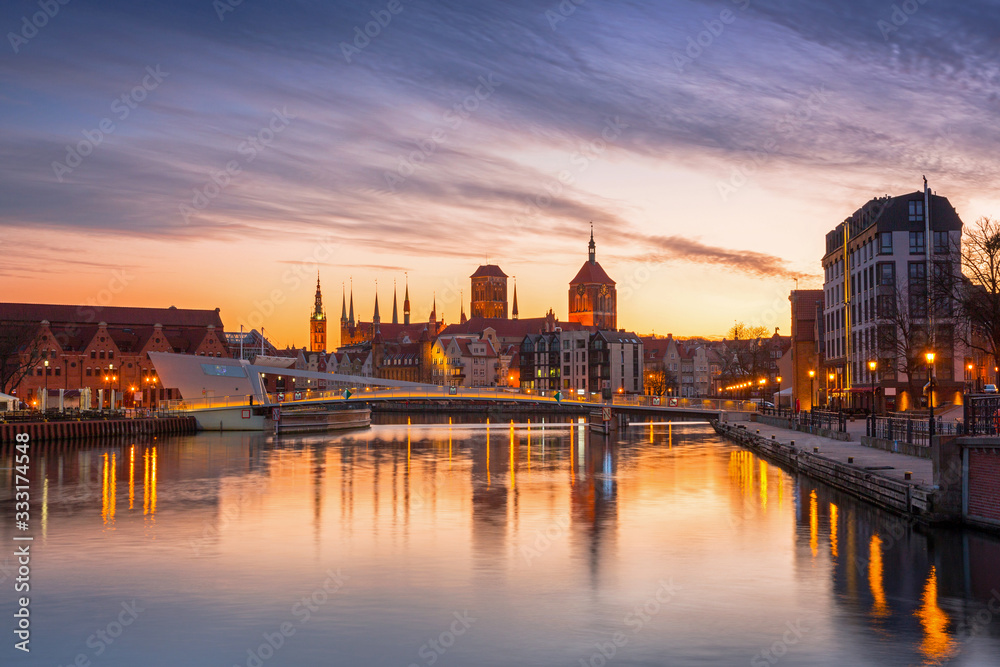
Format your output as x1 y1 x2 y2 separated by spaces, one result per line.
43 359 49 412
808 369 815 412
868 359 877 437
776 375 782 411
828 372 836 409
926 351 936 440
966 362 974 394
758 377 765 410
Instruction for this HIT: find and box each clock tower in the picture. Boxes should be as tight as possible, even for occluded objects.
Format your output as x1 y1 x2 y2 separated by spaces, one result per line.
568 226 616 330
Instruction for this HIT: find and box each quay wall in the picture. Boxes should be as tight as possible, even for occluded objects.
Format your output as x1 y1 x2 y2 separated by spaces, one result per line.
0 416 198 444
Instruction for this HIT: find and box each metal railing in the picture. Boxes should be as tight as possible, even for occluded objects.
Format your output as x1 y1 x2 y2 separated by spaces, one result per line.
869 415 960 446
158 388 759 412
964 395 1000 437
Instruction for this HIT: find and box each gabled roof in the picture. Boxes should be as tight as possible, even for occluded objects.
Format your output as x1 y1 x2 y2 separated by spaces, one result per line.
0 303 224 328
440 316 587 340
569 261 615 285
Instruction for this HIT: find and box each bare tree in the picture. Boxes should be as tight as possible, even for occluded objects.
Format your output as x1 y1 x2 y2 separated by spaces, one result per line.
957 216 1000 379
646 362 678 397
875 281 932 405
0 322 42 397
721 323 773 395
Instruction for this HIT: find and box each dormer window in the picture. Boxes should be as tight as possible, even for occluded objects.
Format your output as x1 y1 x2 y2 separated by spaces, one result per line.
908 200 924 222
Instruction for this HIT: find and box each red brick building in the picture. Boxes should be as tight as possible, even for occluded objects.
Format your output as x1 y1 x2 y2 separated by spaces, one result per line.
0 303 228 409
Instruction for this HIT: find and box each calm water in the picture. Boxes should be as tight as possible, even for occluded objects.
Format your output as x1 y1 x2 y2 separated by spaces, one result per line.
2 418 1000 666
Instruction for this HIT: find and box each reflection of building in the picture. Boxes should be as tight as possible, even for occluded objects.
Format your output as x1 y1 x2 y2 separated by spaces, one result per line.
570 430 617 587
568 228 616 330
309 273 327 353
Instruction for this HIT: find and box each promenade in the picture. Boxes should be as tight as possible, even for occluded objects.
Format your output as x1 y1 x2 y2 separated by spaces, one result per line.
744 420 933 486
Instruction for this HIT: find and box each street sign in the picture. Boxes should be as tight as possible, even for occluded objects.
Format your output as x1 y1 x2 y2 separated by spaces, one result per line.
602 407 611 422
343 389 353 399
554 391 562 403
271 407 280 421
668 398 678 407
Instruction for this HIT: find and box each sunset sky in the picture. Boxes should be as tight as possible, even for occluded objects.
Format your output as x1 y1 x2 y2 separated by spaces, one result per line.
3 0 999 347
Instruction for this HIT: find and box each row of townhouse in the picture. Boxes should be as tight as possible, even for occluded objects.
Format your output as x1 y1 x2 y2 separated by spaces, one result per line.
519 329 644 397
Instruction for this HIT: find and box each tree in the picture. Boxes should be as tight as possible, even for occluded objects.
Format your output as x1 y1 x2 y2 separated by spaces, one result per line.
0 321 42 397
874 282 929 406
957 216 1000 381
720 322 773 397
646 362 678 397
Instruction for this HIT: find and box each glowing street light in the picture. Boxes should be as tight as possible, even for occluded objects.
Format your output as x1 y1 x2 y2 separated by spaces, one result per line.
925 351 936 439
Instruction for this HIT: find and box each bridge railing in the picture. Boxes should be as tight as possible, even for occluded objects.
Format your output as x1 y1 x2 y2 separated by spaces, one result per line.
964 395 1000 436
165 388 761 412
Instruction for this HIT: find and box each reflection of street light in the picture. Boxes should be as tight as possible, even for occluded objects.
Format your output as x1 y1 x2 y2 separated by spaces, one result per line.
926 351 936 440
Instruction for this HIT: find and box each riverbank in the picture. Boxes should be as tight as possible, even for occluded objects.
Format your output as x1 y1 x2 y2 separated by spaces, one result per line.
712 419 940 521
0 416 198 443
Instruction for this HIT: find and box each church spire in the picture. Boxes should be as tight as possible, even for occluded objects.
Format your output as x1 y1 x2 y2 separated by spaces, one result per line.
460 290 467 324
588 222 596 264
403 273 411 325
512 277 519 320
430 292 437 324
340 282 347 323
312 271 325 318
373 281 380 327
392 279 399 324
348 278 355 326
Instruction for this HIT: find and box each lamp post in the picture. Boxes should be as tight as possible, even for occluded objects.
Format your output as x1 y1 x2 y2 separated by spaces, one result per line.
868 359 877 437
808 369 815 412
926 351 936 440
966 362 974 395
43 359 49 413
828 372 836 410
776 375 783 412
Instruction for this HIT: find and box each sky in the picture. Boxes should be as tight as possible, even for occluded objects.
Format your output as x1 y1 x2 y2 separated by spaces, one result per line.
2 0 1000 348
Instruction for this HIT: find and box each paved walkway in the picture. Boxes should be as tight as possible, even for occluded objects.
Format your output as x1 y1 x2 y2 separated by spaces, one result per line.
745 421 934 486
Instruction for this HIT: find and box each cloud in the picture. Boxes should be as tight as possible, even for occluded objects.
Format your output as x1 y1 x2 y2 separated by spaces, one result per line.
631 234 813 280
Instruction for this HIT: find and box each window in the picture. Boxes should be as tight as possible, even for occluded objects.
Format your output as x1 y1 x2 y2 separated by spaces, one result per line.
933 231 949 254
99 350 105 359
108 350 114 359
90 350 96 359
877 262 895 286
879 232 892 254
909 231 925 254
86 368 92 377
909 200 924 222
55 368 61 377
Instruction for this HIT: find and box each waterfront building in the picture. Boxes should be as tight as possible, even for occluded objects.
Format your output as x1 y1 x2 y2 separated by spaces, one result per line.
519 329 643 396
431 335 499 387
821 182 965 410
0 302 227 408
789 290 824 411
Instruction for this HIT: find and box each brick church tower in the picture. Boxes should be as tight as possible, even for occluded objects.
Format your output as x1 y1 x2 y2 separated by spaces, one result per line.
568 226 616 330
310 272 327 352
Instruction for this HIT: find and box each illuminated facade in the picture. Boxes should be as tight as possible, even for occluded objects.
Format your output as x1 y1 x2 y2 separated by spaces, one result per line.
568 228 617 330
309 273 327 353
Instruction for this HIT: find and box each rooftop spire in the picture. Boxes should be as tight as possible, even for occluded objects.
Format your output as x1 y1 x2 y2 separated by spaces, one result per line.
348 277 355 326
403 272 411 325
460 290 467 324
373 280 380 326
512 277 519 320
588 222 596 264
430 292 437 324
313 271 324 319
392 279 399 325
341 282 347 323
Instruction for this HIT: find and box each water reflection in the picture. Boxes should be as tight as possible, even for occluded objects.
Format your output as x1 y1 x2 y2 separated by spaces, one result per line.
1 421 999 666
